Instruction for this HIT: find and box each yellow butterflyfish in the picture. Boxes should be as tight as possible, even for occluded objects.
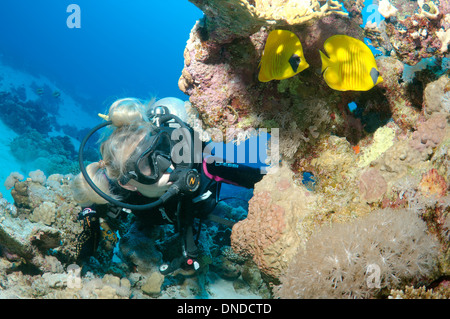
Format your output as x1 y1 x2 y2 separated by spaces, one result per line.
319 35 383 91
258 30 309 82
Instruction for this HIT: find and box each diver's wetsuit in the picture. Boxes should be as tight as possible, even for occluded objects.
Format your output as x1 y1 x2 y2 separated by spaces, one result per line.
77 120 265 274
77 160 219 272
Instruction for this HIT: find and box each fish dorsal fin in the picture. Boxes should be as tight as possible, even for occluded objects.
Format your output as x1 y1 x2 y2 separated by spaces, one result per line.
370 67 379 85
288 54 301 72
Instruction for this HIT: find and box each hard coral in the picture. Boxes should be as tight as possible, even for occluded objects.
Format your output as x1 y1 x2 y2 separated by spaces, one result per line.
189 0 348 42
410 113 447 154
231 164 313 280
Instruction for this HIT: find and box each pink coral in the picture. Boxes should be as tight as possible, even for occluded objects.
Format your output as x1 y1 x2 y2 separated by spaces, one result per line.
359 168 387 202
231 191 286 276
410 114 447 153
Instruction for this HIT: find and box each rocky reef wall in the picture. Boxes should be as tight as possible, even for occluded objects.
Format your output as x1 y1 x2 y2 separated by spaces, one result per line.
183 0 450 298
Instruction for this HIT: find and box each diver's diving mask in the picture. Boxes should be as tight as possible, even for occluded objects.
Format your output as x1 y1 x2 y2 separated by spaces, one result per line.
119 130 173 186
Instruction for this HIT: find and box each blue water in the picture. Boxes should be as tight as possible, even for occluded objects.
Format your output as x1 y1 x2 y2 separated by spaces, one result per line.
0 0 202 112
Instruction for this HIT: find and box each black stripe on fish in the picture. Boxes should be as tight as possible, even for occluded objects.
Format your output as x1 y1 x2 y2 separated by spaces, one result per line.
370 67 379 85
289 54 301 72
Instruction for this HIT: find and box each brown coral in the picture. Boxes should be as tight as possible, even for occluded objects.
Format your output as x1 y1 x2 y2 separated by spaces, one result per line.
230 164 313 280
231 191 286 277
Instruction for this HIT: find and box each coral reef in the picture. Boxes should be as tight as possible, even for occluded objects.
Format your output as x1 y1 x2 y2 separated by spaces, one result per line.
4 172 24 190
1 0 449 300
178 0 450 299
389 284 450 299
365 0 450 65
0 90 56 136
418 168 447 198
179 1 364 153
0 169 265 299
274 208 439 299
423 74 450 117
9 129 79 176
188 0 349 43
409 113 447 154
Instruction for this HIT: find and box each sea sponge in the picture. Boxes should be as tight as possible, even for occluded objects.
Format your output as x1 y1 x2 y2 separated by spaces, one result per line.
275 208 439 299
4 172 24 190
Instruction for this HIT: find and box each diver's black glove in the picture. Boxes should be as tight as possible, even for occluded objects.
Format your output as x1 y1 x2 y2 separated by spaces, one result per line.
160 169 200 203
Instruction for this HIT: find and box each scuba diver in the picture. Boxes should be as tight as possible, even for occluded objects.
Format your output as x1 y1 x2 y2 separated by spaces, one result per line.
71 97 264 275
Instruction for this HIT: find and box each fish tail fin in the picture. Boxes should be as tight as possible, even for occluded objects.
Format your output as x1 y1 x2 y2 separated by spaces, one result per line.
376 75 384 85
319 50 330 73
